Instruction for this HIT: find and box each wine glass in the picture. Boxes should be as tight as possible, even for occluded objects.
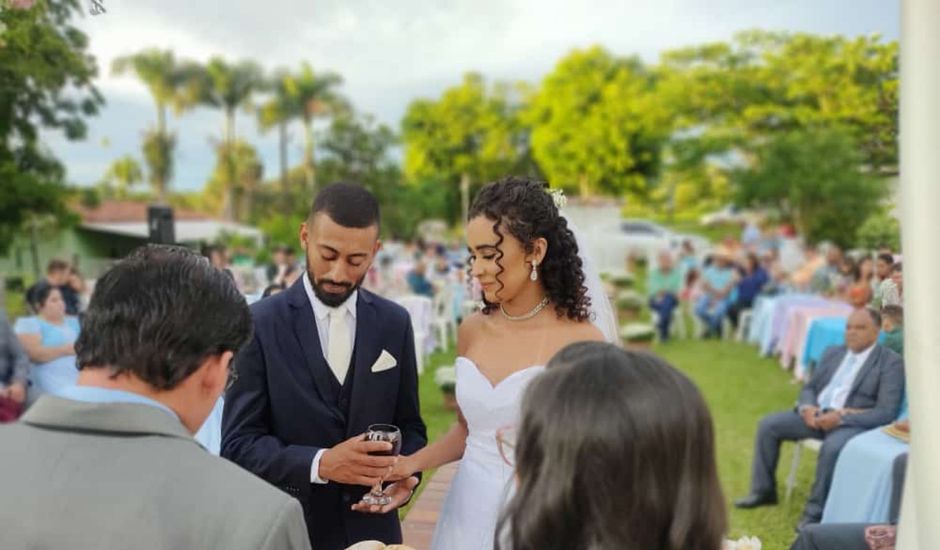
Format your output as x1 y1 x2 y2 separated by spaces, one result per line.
361 423 402 506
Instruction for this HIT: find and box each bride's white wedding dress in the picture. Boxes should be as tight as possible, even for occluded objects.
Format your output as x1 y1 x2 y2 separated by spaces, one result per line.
430 356 544 550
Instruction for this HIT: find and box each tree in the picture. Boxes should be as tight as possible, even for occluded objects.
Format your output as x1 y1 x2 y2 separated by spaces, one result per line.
734 126 888 247
112 49 201 202
525 46 667 197
401 73 525 223
196 57 263 221
657 31 899 175
0 0 102 254
98 155 144 199
257 68 295 208
282 62 347 194
203 140 264 222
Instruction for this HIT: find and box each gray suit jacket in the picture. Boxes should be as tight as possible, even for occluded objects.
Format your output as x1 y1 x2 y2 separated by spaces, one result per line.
0 396 312 550
799 343 905 429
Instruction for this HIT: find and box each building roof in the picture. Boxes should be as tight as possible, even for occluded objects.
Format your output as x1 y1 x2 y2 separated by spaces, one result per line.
74 200 263 246
75 200 209 223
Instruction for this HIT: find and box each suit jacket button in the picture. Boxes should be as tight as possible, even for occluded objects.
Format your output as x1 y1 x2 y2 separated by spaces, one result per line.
342 493 351 503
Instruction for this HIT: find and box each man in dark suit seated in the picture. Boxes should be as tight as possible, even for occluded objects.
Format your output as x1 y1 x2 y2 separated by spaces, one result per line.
735 308 905 529
0 245 311 550
222 183 427 550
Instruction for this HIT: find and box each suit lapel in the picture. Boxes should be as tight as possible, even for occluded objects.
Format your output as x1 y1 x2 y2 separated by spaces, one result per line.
287 280 344 422
817 347 848 393
848 345 880 398
346 290 382 437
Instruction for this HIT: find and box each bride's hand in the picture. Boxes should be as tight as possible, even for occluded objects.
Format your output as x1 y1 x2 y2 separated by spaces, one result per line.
385 454 418 482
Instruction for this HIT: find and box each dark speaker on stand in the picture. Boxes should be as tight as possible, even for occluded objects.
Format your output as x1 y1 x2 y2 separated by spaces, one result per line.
147 205 176 244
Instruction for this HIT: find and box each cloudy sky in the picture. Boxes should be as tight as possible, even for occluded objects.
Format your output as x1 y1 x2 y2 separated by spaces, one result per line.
51 0 899 192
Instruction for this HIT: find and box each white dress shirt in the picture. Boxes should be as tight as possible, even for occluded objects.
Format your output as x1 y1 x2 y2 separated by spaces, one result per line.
818 343 876 410
302 272 359 484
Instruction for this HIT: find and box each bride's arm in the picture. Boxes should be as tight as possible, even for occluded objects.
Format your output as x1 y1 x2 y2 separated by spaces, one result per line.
391 314 481 479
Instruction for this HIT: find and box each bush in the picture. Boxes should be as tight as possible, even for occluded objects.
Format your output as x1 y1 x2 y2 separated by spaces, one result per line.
857 209 901 252
620 323 656 342
616 290 645 311
434 365 457 393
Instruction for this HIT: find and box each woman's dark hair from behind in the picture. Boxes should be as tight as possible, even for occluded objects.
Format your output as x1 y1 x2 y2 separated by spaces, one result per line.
497 342 726 550
32 282 58 309
468 175 590 322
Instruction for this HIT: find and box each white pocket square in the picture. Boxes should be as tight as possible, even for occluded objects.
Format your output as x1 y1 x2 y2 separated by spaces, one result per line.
370 350 398 373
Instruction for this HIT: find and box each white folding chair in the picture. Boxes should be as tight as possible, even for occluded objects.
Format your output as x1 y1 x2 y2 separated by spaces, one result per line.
736 308 754 342
785 438 822 502
431 286 457 351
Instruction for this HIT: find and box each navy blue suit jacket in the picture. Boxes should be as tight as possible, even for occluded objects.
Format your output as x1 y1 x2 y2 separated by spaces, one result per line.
221 280 427 550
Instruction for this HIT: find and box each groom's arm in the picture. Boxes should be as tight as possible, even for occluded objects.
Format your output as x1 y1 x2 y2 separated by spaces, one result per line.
221 330 321 500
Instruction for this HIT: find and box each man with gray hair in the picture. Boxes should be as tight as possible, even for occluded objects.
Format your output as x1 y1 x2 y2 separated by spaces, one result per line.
0 245 311 550
734 308 905 531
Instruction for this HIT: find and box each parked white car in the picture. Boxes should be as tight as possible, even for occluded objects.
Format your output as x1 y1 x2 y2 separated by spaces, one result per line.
700 205 749 227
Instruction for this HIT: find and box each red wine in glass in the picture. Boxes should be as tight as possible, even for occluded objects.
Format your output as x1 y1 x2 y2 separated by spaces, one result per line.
361 424 402 506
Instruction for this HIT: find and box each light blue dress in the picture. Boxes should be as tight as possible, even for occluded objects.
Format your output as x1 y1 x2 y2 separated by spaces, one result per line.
14 316 81 403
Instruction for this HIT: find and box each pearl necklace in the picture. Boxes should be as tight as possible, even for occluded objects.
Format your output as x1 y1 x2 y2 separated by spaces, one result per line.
500 296 550 322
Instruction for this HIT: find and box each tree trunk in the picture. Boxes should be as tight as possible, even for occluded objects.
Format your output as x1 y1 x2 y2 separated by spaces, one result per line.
578 174 591 197
303 115 316 195
156 104 168 204
460 173 471 225
224 110 238 222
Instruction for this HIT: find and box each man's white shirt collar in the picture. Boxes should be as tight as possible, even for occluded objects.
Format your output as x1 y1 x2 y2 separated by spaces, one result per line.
302 272 358 320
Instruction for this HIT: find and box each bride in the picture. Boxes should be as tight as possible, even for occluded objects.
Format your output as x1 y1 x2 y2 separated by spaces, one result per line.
389 176 617 550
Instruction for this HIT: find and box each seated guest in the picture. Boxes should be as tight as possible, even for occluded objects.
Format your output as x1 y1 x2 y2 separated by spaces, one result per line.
880 263 903 307
406 260 434 297
791 245 827 291
792 452 907 550
810 244 844 295
734 308 905 529
678 239 699 280
497 342 726 550
880 305 903 357
729 252 769 328
647 250 683 342
0 245 311 550
25 259 74 315
694 248 738 338
0 311 30 422
15 283 81 404
870 253 895 308
847 260 874 308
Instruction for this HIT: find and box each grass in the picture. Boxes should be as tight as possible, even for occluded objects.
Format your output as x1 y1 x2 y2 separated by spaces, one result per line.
405 338 815 550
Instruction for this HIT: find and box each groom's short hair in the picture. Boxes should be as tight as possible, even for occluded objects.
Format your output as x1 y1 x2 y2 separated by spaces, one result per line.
310 182 380 229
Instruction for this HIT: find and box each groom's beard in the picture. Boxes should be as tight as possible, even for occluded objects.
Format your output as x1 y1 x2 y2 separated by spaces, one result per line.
310 271 365 307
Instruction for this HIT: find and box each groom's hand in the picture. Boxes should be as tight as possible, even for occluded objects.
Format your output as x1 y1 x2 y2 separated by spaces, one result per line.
319 435 398 487
351 476 420 514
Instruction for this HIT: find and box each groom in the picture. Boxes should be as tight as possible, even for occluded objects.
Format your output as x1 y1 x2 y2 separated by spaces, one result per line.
222 183 427 550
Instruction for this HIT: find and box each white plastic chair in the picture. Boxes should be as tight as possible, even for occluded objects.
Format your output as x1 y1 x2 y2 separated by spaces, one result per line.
735 308 754 342
785 438 822 502
431 286 457 351
395 295 434 373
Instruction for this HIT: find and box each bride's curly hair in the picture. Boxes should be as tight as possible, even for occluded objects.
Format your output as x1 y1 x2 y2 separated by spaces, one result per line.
468 175 591 322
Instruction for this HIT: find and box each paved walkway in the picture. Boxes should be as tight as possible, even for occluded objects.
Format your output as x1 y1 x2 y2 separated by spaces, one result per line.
401 463 458 550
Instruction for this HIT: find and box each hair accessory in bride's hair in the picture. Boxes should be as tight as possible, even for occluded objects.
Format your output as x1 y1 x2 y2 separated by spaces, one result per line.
547 188 566 210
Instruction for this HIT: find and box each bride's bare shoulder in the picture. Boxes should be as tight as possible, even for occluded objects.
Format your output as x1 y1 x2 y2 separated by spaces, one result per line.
553 316 606 344
457 311 488 355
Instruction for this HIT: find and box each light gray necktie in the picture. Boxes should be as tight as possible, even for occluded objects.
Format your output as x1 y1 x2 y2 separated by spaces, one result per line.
327 308 351 383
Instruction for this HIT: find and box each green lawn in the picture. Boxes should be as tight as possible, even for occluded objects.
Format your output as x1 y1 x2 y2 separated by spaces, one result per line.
408 338 815 550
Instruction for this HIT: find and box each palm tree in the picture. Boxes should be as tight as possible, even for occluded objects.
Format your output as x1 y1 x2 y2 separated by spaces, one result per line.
99 155 144 199
257 69 297 208
197 57 263 221
283 62 347 194
112 49 201 203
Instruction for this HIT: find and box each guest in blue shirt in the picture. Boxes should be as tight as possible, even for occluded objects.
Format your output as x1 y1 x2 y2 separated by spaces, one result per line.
406 260 435 297
729 253 769 329
694 249 739 338
14 283 81 405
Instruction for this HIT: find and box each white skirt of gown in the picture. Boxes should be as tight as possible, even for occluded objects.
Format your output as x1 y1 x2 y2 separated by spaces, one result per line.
430 357 544 550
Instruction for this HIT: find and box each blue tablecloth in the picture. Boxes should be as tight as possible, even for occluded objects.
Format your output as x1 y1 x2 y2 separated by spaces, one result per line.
823 428 908 524
801 317 848 370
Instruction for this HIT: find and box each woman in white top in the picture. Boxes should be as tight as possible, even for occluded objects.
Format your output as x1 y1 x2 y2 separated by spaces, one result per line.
385 176 609 550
